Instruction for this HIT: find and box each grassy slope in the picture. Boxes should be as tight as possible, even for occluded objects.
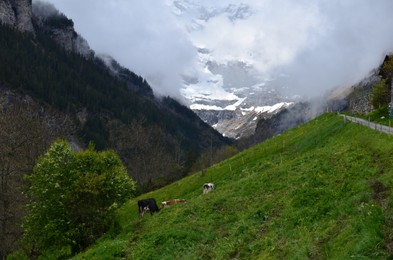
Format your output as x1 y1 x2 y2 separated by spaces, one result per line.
73 113 393 259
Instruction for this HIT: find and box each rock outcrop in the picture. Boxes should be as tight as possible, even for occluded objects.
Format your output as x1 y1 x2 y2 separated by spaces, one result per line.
32 1 94 58
98 55 155 98
0 0 92 57
0 0 34 32
194 102 295 140
237 102 314 149
345 73 379 115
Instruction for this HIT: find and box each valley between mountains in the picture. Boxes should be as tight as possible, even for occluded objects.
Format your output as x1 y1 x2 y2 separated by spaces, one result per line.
1 0 393 259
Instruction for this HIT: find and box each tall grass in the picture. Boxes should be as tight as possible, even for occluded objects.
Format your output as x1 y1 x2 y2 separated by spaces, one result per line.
72 113 393 259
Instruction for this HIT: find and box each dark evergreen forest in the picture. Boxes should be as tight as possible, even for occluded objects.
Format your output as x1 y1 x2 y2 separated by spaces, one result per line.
0 23 230 152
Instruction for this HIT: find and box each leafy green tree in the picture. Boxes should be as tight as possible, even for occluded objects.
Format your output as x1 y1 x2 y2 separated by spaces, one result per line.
370 79 390 109
22 140 136 257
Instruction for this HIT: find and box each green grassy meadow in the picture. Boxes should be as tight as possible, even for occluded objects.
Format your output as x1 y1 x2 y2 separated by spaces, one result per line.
72 113 393 259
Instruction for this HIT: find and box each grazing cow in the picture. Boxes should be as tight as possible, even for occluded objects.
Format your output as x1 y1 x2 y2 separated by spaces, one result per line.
161 199 187 208
138 198 160 218
203 183 215 194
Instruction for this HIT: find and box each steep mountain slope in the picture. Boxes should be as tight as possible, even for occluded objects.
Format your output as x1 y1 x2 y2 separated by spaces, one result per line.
345 55 393 116
0 14 231 185
168 0 303 139
237 102 314 149
69 113 393 259
0 0 34 32
32 1 93 58
0 85 78 259
171 0 393 142
326 54 393 119
0 7 231 257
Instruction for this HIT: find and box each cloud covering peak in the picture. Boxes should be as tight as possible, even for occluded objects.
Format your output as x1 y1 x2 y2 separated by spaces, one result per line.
34 0 393 100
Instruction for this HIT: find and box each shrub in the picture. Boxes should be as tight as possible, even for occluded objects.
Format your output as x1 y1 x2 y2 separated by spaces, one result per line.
22 140 136 257
370 79 390 109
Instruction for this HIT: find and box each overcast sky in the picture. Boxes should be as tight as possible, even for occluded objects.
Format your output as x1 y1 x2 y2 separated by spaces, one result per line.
34 0 393 101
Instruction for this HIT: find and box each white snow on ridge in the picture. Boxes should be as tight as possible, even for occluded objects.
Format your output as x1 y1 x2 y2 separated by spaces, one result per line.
253 102 293 114
191 101 293 113
190 97 245 111
181 85 239 103
224 97 246 111
241 106 255 112
190 104 224 111
181 53 241 102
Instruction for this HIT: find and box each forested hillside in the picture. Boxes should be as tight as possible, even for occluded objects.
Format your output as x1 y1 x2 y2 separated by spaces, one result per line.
0 23 231 183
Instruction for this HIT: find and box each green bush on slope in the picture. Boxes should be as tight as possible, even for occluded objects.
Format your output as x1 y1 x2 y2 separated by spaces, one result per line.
22 140 136 258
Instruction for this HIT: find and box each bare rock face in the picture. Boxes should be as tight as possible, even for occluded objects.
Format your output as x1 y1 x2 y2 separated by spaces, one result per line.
0 0 34 32
48 27 93 58
237 102 313 149
346 74 379 115
13 0 34 32
32 1 94 58
0 1 16 25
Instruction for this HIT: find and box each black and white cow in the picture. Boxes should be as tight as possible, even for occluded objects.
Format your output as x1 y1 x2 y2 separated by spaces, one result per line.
138 198 160 218
203 183 215 194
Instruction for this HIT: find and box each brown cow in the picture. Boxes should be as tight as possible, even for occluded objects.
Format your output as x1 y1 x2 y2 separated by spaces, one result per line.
161 199 187 208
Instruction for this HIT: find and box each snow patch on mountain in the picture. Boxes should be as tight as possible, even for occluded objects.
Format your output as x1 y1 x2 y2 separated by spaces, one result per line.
191 100 293 113
170 0 303 139
253 102 293 114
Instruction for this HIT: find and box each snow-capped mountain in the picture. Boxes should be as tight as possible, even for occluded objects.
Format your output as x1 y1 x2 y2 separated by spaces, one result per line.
170 0 301 138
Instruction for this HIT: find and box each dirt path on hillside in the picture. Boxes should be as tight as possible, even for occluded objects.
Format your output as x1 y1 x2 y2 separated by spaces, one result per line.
339 114 393 135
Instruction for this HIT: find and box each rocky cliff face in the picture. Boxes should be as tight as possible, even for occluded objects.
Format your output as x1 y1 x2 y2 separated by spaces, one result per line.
194 102 294 140
31 2 154 97
0 0 34 32
44 25 93 58
340 55 393 116
345 73 380 115
0 0 93 57
237 102 314 149
32 1 94 58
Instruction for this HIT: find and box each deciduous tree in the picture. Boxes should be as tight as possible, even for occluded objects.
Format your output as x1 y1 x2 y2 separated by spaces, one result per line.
0 104 49 259
22 140 136 257
370 79 390 109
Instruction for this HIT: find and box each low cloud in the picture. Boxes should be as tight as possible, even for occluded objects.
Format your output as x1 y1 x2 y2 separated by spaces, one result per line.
34 0 197 99
35 0 393 101
278 0 393 97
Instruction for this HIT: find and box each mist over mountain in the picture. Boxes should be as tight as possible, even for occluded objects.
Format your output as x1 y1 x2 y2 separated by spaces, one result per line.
2 0 392 191
33 0 393 140
0 3 237 255
37 0 393 101
2 1 393 258
3 0 392 145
